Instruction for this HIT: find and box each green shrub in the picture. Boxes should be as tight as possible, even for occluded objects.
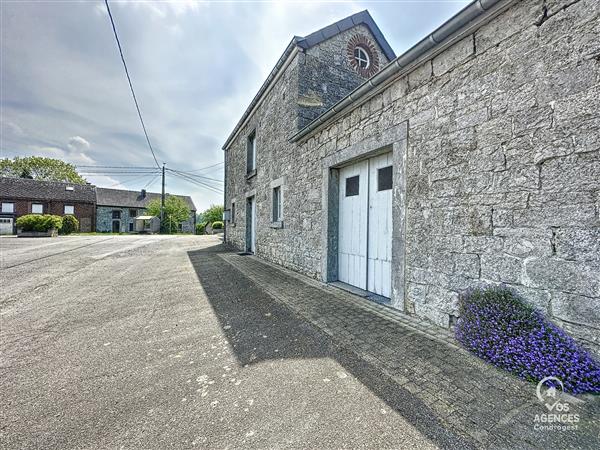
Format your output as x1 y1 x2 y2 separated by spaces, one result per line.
16 214 63 232
196 222 208 234
211 221 223 230
60 215 79 234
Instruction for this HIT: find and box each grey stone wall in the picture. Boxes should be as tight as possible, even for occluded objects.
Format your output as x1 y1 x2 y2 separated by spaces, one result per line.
97 206 195 233
225 0 600 353
96 206 139 232
298 24 390 129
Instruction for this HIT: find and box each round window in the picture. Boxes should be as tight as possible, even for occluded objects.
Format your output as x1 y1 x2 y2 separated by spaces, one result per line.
353 46 370 69
346 35 380 77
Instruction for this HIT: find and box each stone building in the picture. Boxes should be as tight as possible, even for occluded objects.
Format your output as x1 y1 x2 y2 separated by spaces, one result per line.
223 0 600 353
0 177 96 234
96 188 196 233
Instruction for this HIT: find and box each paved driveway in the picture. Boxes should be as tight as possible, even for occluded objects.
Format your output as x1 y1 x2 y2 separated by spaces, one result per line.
1 235 448 449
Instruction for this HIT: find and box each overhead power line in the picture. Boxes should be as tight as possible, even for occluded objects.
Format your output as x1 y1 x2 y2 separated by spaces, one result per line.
167 169 223 195
168 168 223 183
104 0 161 169
184 161 224 173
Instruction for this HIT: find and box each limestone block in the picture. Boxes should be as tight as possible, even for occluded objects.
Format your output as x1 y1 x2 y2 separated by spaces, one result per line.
493 227 553 258
550 291 600 329
463 235 504 254
453 253 480 279
481 254 523 284
408 61 432 89
456 107 489 130
432 36 474 76
540 152 600 193
513 205 597 228
524 258 600 298
554 228 600 262
476 116 512 147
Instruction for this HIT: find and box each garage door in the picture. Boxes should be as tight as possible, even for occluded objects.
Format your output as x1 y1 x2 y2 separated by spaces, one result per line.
0 217 14 235
338 153 392 297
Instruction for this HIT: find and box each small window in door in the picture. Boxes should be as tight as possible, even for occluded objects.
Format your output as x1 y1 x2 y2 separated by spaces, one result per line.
378 166 393 191
345 175 359 196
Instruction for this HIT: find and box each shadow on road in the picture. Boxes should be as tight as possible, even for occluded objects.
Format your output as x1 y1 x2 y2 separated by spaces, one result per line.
187 244 474 449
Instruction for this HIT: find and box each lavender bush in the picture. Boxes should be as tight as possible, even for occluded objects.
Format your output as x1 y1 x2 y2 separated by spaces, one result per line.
455 286 600 394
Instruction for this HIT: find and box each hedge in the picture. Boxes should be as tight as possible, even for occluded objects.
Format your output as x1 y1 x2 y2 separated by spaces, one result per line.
16 214 63 232
455 286 600 394
60 215 79 234
211 221 224 230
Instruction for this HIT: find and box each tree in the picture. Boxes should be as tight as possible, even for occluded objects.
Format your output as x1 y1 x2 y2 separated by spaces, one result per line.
201 204 224 225
0 156 87 184
146 196 191 234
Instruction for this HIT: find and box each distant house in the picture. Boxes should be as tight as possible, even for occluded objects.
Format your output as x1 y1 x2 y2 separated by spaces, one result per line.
95 188 196 233
0 177 96 234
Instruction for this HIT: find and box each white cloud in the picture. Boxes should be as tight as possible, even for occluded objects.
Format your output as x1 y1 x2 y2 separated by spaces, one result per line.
67 135 91 152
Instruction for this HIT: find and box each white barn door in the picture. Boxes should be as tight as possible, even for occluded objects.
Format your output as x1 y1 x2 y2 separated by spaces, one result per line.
367 153 393 298
338 153 392 298
338 160 369 290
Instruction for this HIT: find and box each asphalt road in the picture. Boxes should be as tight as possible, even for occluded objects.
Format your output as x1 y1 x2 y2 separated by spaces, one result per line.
0 235 456 449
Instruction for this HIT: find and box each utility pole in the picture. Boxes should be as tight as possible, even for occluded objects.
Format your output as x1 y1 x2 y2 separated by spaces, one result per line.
161 163 165 233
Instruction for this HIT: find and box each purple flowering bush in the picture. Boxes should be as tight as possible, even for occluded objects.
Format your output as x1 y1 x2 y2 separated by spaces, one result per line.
455 286 600 394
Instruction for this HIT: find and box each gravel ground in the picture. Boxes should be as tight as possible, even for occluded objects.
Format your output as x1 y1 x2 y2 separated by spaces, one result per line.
0 235 465 449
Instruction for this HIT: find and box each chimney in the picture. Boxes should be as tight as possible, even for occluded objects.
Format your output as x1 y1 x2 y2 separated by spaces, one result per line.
141 189 146 198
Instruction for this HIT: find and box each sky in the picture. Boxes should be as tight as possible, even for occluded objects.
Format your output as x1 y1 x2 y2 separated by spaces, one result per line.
1 0 469 212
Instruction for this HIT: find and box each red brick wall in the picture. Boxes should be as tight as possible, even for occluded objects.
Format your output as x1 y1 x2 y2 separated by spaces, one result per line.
0 197 96 232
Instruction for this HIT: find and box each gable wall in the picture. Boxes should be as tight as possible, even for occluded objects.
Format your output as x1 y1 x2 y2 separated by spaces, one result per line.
298 24 391 128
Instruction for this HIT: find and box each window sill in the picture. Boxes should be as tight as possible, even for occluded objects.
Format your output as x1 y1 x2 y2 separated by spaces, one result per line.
270 221 284 229
246 169 257 180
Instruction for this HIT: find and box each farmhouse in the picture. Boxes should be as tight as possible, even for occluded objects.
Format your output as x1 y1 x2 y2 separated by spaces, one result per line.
95 187 196 233
0 177 96 234
223 0 600 353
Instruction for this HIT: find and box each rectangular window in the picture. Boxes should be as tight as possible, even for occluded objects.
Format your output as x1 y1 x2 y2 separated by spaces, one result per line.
64 205 74 215
129 209 137 217
377 166 393 191
231 202 235 223
1 202 14 213
112 210 121 219
31 203 43 214
246 131 256 173
345 175 360 197
272 186 282 222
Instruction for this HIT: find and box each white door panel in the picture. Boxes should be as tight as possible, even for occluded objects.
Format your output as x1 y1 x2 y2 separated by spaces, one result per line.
338 152 392 298
338 160 368 290
368 153 393 297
